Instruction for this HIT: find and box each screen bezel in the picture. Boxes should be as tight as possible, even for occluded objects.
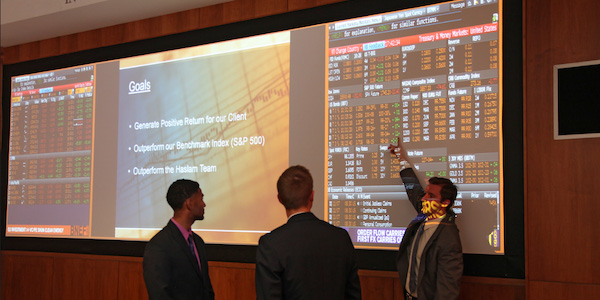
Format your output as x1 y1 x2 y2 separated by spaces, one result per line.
1 0 524 277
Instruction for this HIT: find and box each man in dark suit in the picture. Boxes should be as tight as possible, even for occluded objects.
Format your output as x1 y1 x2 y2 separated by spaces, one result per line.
389 142 463 300
255 165 361 300
143 179 215 300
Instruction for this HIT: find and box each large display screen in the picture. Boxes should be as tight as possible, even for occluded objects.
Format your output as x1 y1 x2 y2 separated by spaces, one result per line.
4 0 508 255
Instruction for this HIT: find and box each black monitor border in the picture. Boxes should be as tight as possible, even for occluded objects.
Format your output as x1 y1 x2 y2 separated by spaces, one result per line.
1 0 524 278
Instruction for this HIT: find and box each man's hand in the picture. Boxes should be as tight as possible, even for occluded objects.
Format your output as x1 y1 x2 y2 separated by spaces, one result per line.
387 137 410 163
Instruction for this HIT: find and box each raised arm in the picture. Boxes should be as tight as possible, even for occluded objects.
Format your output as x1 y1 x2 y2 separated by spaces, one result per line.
388 138 426 212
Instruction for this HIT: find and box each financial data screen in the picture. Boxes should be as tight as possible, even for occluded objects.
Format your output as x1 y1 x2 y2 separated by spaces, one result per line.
325 1 502 252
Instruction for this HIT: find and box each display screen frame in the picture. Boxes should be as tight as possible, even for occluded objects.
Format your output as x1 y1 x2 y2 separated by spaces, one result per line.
1 0 523 277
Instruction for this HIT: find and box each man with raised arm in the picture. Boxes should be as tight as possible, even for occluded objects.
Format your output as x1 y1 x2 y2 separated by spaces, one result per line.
255 165 361 300
389 141 463 300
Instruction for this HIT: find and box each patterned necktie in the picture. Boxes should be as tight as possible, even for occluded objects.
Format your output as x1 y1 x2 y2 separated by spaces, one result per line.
409 222 425 294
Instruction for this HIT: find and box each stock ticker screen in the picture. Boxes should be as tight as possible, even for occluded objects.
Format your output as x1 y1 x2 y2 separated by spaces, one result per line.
7 66 95 236
325 0 503 253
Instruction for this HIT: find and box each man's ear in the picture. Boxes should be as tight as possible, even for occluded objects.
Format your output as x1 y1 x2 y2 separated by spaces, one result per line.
183 197 192 210
441 199 450 207
307 191 314 209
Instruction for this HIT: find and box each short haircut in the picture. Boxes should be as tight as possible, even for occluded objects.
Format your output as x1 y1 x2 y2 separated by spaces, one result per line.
166 179 199 210
428 177 458 210
277 165 313 210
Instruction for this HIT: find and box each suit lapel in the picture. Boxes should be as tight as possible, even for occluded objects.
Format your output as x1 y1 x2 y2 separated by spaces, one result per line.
421 214 454 253
418 215 454 282
167 221 202 277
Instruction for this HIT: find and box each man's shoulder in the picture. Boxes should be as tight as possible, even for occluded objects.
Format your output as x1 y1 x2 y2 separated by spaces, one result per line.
263 214 350 242
315 218 350 235
440 214 459 229
282 213 344 229
433 218 461 246
144 225 174 260
147 222 176 243
260 220 294 241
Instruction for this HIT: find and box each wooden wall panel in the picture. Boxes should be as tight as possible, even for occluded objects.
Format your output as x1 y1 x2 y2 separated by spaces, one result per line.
529 281 600 300
0 0 345 65
1 251 525 299
524 0 600 288
209 262 256 300
0 253 54 300
288 0 342 11
52 256 120 300
117 261 148 300
459 277 525 300
222 0 287 23
358 270 398 300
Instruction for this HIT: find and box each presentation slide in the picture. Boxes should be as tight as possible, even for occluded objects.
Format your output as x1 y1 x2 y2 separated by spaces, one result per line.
4 0 504 254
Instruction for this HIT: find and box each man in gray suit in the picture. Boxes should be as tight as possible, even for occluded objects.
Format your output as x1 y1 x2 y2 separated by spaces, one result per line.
255 165 361 300
143 179 215 300
389 142 463 300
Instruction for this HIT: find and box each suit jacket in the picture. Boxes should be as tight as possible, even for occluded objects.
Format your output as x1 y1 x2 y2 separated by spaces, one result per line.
255 212 361 300
143 220 215 300
396 168 463 300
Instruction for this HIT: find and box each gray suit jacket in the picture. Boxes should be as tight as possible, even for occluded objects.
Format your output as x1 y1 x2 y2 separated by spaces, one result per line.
256 212 361 300
396 168 463 300
143 220 215 300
